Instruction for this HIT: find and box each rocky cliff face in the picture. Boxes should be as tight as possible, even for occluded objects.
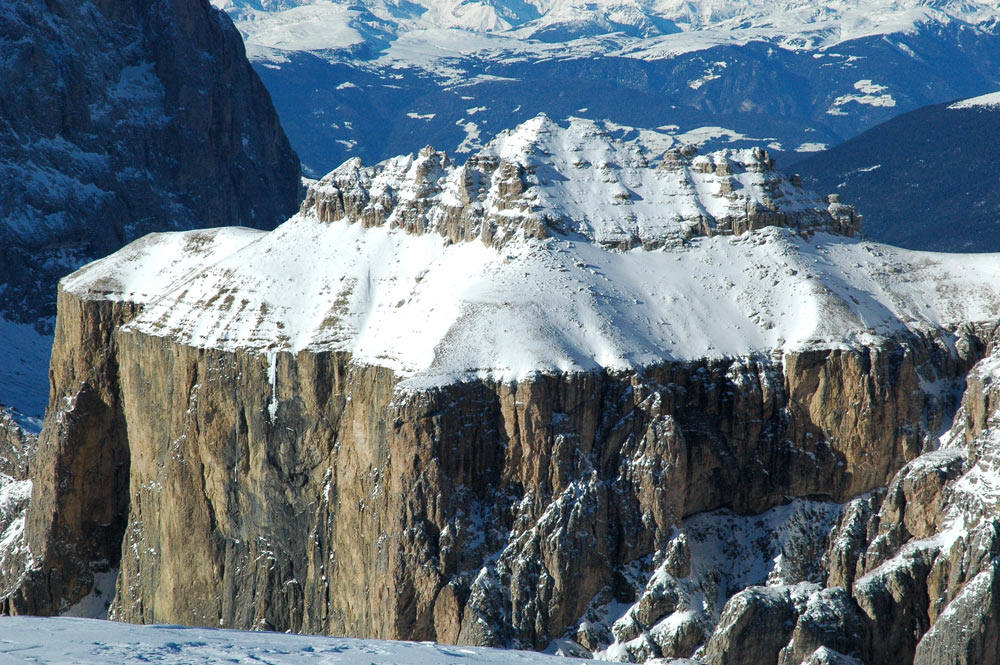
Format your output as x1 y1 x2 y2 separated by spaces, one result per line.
101 332 962 641
5 119 1000 664
0 411 37 612
693 323 1000 665
0 0 301 418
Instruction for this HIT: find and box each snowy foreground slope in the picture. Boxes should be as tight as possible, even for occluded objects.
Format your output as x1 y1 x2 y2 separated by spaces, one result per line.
0 617 597 665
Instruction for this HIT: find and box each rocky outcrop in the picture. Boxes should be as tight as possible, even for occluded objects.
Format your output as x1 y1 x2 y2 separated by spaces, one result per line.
0 0 300 330
701 583 820 665
0 411 36 609
2 292 138 615
677 324 1000 665
0 411 37 481
304 117 859 251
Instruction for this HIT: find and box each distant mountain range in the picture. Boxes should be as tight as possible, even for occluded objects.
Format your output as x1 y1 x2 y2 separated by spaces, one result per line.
212 0 1000 176
793 91 1000 252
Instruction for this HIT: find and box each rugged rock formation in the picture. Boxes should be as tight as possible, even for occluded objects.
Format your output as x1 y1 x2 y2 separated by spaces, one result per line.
100 334 964 639
3 293 139 615
4 118 1000 665
0 411 37 482
0 0 301 419
0 0 300 327
680 324 1000 665
305 116 859 251
0 410 36 610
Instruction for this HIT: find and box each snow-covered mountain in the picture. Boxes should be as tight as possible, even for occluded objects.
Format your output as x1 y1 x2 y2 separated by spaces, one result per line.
211 0 1000 177
8 117 1000 664
792 88 1000 252
214 0 1000 53
71 116 961 386
55 116 998 394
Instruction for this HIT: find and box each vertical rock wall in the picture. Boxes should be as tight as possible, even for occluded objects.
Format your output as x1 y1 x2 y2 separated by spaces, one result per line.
69 298 967 650
7 286 995 665
3 292 138 614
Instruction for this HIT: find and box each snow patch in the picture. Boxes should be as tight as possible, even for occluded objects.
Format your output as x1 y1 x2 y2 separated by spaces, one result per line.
456 120 483 153
63 570 119 619
827 80 896 115
948 90 1000 110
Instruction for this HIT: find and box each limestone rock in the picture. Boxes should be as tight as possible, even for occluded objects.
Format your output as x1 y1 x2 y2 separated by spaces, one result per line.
0 411 36 481
304 116 855 251
777 588 870 665
914 563 1000 665
701 583 818 665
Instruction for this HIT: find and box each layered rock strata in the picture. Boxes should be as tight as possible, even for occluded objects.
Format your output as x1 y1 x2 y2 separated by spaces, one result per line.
306 116 859 251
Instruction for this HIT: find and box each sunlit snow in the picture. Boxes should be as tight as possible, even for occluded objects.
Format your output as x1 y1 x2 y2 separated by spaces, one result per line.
0 617 594 665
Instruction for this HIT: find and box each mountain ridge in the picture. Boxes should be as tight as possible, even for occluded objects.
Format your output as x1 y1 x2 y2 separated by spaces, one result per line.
792 89 1000 252
211 0 1000 183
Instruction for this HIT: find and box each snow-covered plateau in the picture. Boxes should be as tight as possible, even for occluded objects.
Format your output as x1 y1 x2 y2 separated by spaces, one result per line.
65 116 1000 387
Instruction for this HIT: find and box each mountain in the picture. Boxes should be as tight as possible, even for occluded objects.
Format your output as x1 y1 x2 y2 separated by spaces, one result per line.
5 117 1000 664
791 90 1000 252
0 0 302 420
210 0 1000 176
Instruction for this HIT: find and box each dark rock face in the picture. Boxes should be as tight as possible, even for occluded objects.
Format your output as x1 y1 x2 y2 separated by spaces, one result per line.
792 101 1000 253
0 0 300 329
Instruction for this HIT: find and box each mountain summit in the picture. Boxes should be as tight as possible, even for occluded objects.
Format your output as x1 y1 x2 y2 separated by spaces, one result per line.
61 116 998 390
308 115 857 250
